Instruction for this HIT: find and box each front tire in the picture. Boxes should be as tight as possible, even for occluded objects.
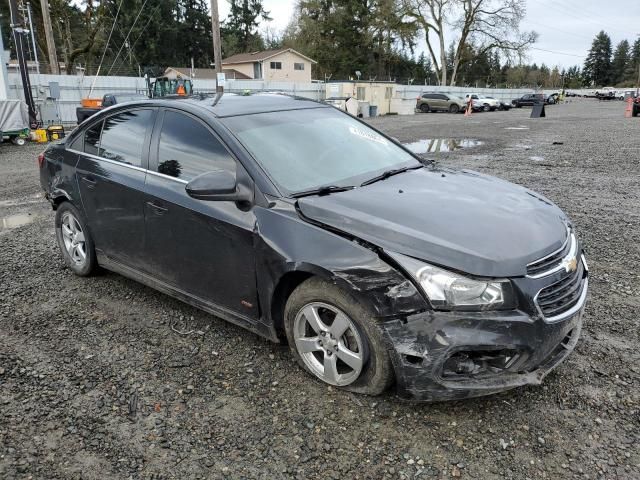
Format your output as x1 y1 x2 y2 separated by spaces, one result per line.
284 278 394 396
483 104 491 112
449 104 460 113
55 202 97 276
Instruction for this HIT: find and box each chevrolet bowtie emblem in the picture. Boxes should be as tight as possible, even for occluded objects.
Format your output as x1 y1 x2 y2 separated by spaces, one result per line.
564 257 578 273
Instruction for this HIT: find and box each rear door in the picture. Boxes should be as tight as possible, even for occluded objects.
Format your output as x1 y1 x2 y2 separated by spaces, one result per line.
75 108 155 270
142 108 259 319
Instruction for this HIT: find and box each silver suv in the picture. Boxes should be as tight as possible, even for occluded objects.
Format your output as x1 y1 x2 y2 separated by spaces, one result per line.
416 93 466 113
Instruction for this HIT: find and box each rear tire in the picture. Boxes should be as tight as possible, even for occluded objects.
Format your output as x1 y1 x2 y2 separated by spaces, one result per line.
449 104 460 114
483 104 491 112
55 202 97 277
420 103 430 113
284 277 394 396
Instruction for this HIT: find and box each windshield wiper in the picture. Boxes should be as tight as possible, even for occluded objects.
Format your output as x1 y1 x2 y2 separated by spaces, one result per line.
290 185 355 198
360 165 423 187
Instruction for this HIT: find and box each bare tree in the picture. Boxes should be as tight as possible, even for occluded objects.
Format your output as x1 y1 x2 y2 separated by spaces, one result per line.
405 0 537 85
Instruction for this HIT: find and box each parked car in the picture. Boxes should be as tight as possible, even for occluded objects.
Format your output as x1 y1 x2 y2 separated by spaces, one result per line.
416 93 465 113
512 93 545 107
39 94 588 401
76 93 148 123
465 93 499 111
633 96 640 117
485 97 511 111
545 93 558 105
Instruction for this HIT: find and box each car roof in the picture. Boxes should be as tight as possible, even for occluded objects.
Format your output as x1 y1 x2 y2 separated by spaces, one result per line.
115 93 329 118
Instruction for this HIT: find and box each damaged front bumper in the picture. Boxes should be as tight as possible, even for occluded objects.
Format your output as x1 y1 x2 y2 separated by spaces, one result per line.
381 279 587 402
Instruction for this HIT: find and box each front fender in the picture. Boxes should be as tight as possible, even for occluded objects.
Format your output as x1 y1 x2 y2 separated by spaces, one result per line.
254 202 429 328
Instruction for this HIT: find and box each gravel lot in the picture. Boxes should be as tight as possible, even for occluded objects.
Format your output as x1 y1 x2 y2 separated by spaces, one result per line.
1 99 638 479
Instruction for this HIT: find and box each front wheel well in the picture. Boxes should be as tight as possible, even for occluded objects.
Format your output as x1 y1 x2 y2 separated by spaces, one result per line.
52 195 69 210
271 271 314 338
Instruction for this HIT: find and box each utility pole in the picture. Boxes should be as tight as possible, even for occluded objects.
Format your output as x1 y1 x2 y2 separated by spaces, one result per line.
210 0 223 91
24 2 39 75
8 0 37 127
40 0 59 74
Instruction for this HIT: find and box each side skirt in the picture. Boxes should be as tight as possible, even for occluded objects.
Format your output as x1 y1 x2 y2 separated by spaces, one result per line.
96 252 280 342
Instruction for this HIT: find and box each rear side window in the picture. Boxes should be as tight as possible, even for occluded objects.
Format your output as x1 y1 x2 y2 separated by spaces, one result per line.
84 121 102 156
99 109 152 167
156 111 235 181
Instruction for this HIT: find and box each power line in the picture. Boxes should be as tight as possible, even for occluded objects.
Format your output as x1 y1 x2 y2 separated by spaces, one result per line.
106 0 149 76
90 0 124 94
526 19 594 43
531 47 586 59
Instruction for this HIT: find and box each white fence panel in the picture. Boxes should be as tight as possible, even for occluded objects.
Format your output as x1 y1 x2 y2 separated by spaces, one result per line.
7 73 326 123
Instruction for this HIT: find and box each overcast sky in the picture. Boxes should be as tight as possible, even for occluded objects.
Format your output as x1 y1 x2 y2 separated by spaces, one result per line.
218 0 639 69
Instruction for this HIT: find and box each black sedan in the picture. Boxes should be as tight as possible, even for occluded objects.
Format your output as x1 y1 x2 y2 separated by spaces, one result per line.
39 94 588 401
512 93 546 107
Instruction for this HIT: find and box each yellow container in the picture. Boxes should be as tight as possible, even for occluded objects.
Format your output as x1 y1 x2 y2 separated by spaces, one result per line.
34 129 48 143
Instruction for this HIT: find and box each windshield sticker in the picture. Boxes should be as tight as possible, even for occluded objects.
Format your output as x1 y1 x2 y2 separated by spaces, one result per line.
349 126 388 145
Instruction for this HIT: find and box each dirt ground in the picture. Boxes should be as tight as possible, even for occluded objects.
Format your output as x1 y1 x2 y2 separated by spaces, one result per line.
1 99 638 479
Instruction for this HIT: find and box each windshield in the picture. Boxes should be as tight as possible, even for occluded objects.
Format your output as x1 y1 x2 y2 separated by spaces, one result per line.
222 107 419 195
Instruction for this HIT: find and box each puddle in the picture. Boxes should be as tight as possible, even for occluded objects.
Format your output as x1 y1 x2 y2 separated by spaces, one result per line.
530 156 545 162
403 138 483 154
505 126 529 130
1 213 35 230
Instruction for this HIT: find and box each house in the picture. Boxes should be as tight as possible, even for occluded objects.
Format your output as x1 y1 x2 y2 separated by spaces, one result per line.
164 66 251 80
221 48 316 82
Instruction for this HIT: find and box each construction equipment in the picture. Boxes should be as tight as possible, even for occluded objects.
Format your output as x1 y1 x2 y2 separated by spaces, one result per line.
147 76 193 98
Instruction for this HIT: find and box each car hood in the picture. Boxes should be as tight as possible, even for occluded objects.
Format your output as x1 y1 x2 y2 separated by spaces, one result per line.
297 167 569 277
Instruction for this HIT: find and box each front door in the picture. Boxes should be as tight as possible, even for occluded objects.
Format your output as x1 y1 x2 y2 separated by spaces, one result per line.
75 109 154 270
143 109 259 319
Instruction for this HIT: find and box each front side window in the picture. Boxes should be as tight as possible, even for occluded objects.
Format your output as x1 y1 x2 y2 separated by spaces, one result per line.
156 111 235 181
223 107 420 194
294 62 304 71
99 110 152 167
270 61 282 70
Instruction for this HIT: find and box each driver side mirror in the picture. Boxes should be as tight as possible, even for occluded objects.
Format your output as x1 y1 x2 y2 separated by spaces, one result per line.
185 169 253 203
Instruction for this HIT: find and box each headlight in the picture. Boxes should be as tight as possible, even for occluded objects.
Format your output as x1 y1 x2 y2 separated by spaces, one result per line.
388 252 516 311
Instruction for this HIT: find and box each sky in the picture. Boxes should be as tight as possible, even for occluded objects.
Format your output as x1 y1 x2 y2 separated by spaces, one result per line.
217 0 640 69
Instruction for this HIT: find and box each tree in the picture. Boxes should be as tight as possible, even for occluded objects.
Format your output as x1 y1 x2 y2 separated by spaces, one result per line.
223 0 272 55
623 38 640 85
285 0 418 80
403 0 536 86
611 39 629 86
583 31 612 87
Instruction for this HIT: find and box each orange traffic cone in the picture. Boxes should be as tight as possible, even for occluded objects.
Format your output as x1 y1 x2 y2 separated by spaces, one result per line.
624 97 633 118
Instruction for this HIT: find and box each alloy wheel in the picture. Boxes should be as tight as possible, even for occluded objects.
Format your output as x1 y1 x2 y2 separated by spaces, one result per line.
60 211 87 266
293 302 365 386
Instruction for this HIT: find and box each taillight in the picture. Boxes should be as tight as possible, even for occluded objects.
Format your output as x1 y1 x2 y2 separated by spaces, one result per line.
37 153 45 168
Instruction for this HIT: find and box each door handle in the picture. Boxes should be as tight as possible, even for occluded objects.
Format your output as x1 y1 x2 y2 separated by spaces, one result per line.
146 201 168 215
80 175 97 188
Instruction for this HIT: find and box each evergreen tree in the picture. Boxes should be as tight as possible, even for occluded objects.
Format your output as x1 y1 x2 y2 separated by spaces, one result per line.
223 0 272 55
611 39 630 86
623 38 640 84
583 31 612 87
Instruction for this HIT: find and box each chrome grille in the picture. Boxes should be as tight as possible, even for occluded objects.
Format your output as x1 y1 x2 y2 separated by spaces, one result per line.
527 229 575 278
536 259 586 320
